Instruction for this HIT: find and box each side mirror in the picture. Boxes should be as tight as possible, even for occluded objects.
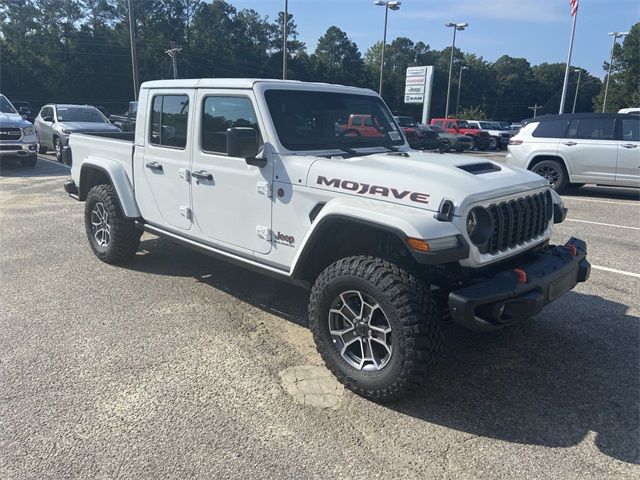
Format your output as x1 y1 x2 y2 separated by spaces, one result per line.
226 127 265 167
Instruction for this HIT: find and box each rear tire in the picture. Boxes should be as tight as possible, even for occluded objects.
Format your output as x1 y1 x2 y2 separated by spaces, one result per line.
309 256 443 402
85 184 141 264
531 160 567 191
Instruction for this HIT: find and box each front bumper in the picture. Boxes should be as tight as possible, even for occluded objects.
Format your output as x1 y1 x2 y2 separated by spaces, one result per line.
0 142 37 159
449 237 590 331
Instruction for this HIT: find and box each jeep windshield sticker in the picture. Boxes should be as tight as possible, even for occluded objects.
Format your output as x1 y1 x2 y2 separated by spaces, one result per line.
317 176 430 204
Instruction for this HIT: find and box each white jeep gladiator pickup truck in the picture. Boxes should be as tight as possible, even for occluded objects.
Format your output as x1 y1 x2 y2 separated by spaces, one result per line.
63 79 590 401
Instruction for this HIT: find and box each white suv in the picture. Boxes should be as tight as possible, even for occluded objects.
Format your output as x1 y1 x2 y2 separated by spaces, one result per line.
506 113 640 191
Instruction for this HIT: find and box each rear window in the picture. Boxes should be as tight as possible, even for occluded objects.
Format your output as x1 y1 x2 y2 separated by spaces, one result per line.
532 119 570 138
150 95 189 149
622 117 640 142
567 117 615 140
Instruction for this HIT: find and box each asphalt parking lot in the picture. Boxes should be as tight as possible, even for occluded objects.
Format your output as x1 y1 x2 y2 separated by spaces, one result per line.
1 153 638 479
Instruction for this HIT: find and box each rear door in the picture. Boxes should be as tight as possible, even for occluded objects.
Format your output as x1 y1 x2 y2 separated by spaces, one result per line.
616 116 640 187
559 117 617 184
190 90 272 254
138 91 193 230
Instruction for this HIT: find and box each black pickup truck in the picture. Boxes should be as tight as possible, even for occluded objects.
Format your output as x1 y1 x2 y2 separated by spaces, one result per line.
109 101 137 132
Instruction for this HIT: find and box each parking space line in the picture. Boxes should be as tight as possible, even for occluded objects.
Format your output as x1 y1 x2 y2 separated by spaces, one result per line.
562 197 639 206
564 218 640 231
38 156 70 169
592 265 640 279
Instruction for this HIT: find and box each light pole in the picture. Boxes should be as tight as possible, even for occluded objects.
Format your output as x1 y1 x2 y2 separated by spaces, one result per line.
374 1 401 96
455 66 468 115
282 0 288 80
445 22 468 118
127 0 139 99
571 68 581 113
602 31 628 112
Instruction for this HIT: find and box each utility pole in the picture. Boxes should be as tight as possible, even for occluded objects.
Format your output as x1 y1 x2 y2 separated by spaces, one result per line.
282 0 288 80
528 103 542 118
127 0 139 100
455 66 467 115
165 43 182 79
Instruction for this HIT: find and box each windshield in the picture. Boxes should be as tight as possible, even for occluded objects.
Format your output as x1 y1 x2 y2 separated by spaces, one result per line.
395 116 418 127
430 125 445 133
56 107 107 123
265 89 404 151
0 96 17 114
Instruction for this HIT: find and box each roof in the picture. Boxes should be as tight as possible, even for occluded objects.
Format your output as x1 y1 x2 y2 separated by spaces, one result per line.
139 78 377 95
522 112 634 124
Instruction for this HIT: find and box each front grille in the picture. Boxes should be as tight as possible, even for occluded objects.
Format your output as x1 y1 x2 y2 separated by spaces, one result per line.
0 128 22 140
486 191 551 254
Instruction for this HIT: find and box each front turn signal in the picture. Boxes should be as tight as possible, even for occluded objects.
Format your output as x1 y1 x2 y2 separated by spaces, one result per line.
407 238 430 252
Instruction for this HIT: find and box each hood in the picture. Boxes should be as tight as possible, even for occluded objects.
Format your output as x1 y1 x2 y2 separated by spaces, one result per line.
0 112 31 127
307 150 547 213
58 121 119 132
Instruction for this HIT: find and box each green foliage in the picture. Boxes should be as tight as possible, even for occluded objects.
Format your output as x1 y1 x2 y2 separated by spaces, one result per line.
456 106 485 120
0 1 624 121
594 22 640 112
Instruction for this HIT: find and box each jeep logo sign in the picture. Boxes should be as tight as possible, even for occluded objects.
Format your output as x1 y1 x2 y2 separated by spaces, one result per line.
317 176 430 204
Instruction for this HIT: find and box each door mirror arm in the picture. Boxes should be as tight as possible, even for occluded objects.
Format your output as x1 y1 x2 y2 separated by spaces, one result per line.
245 147 267 168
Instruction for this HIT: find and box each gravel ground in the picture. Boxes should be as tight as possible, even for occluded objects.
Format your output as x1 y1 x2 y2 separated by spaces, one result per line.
1 156 638 479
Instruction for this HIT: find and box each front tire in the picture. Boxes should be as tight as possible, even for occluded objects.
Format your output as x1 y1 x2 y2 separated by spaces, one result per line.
309 256 443 401
85 185 141 264
37 140 47 154
488 137 498 150
532 160 567 191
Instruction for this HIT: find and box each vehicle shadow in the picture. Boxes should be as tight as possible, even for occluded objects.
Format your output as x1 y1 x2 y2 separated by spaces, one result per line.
128 236 639 464
0 158 70 178
562 185 640 201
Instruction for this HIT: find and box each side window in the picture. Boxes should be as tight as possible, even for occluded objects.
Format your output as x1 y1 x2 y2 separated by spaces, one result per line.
434 120 443 127
364 117 374 127
621 117 640 142
574 117 615 140
532 119 570 138
201 96 260 154
149 94 189 149
351 116 362 126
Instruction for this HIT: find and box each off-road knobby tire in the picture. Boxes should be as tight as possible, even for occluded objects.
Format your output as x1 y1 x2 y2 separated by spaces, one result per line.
84 184 141 264
309 256 444 402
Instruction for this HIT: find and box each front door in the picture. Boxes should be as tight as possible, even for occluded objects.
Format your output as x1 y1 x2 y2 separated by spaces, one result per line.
190 91 272 254
559 116 618 184
139 91 192 230
616 116 640 187
35 106 54 148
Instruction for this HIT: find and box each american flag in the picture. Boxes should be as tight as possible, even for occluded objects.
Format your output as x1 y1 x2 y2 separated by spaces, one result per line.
570 0 579 16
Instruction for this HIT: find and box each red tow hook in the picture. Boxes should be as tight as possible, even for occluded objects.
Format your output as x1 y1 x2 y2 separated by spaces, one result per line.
513 268 527 284
563 244 578 256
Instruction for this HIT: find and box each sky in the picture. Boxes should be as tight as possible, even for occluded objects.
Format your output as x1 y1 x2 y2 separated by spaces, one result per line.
231 0 638 78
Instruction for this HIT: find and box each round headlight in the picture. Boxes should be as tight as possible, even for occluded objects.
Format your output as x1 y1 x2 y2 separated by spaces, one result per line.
466 207 492 246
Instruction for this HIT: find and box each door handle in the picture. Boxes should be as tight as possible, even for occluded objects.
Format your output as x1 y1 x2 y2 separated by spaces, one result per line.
621 144 638 149
145 161 163 172
563 141 577 146
192 170 213 181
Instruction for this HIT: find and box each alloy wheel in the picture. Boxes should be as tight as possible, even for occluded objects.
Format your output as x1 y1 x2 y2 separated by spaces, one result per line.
90 202 111 247
533 165 559 188
328 290 393 371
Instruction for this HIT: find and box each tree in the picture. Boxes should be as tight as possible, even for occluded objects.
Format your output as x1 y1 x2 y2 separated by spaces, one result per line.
311 26 365 86
594 22 640 112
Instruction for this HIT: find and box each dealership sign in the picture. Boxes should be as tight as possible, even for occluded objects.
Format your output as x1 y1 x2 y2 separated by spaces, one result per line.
403 66 434 123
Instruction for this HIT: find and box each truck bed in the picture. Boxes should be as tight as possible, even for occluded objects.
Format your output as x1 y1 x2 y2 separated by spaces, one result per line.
69 132 136 186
